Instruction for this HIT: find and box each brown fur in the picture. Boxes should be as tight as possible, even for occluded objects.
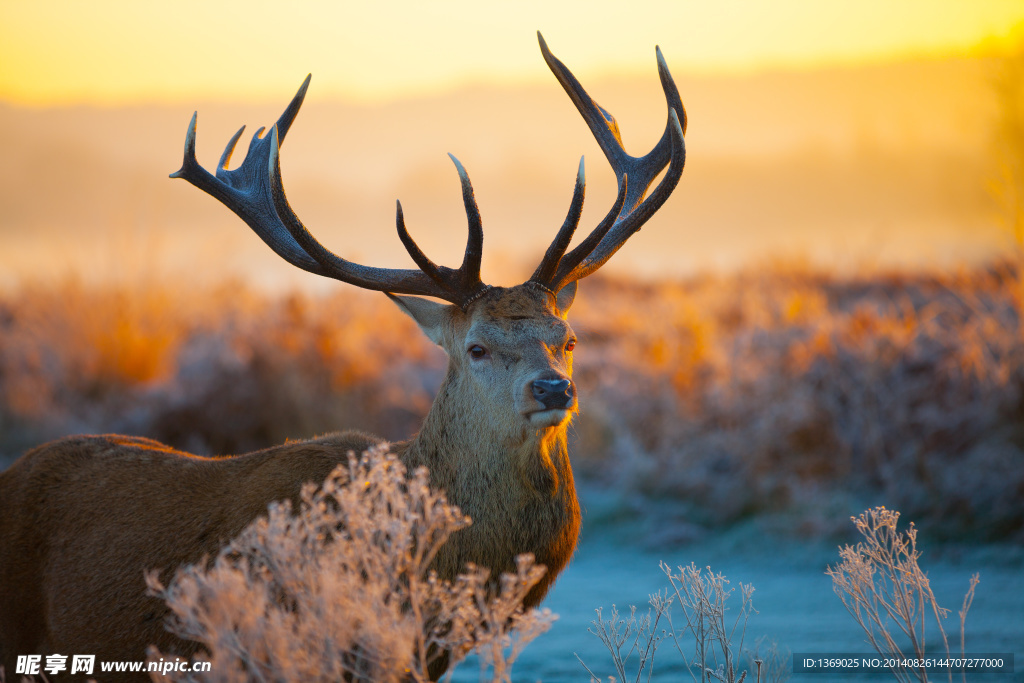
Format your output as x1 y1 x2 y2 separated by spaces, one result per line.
0 284 581 679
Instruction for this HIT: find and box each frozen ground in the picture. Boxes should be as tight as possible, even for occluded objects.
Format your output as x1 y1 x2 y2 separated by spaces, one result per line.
455 490 1024 682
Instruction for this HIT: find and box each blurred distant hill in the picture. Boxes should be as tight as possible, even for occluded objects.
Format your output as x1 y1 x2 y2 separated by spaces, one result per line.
0 53 1005 291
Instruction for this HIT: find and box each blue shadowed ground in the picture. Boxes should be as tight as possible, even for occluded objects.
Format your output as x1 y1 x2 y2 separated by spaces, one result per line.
453 488 1024 682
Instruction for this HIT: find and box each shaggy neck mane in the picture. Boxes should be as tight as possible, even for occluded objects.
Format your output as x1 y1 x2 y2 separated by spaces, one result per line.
396 365 580 607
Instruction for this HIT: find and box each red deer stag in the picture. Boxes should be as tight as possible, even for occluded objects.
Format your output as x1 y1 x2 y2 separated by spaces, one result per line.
0 32 685 678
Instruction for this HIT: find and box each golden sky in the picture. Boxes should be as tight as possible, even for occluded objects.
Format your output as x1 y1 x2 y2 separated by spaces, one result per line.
1 0 1022 106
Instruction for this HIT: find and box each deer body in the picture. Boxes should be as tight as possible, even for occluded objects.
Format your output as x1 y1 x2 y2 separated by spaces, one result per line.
0 431 379 662
0 33 684 678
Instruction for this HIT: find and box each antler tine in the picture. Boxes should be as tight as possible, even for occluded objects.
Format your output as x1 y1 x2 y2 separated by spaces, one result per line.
448 154 485 293
217 125 247 173
532 33 686 292
531 157 586 285
171 75 491 309
273 73 310 141
657 46 688 137
395 200 447 287
547 172 629 290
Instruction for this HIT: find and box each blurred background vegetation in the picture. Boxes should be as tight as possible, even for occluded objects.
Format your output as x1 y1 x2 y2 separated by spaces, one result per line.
2 7 1024 545
2 260 1023 541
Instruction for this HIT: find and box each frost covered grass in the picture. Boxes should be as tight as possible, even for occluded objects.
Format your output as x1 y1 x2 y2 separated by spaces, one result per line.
827 507 979 683
577 561 788 683
2 261 1022 539
570 263 1024 540
145 445 554 683
579 507 981 683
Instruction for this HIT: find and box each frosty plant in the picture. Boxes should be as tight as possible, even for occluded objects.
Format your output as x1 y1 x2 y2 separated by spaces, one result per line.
145 445 555 683
662 563 756 683
577 602 668 683
579 562 773 683
827 507 979 683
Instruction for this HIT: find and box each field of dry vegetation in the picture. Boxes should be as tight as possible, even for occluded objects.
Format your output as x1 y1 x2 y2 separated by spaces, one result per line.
2 259 1022 543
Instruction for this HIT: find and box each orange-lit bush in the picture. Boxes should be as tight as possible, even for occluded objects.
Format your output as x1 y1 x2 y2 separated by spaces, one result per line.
2 261 1022 539
570 264 1024 538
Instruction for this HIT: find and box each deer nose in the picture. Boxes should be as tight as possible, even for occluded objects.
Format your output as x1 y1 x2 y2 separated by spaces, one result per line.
531 378 574 410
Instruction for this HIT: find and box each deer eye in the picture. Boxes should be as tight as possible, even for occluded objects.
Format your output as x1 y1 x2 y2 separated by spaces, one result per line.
565 338 576 352
468 344 490 360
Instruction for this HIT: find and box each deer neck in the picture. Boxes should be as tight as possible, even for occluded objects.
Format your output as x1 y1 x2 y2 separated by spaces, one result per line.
399 364 580 599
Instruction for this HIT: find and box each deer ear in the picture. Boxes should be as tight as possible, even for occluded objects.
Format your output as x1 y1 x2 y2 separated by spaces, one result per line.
387 293 453 345
555 281 577 315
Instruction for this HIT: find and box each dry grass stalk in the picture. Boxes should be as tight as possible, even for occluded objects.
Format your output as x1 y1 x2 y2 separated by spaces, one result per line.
661 563 755 683
579 563 779 683
826 507 980 683
576 603 668 683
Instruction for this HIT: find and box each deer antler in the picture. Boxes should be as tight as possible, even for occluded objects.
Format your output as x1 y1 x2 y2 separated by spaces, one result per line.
171 34 684 308
529 31 686 295
170 77 488 309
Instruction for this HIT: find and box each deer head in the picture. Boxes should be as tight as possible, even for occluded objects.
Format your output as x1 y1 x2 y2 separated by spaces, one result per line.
169 32 685 445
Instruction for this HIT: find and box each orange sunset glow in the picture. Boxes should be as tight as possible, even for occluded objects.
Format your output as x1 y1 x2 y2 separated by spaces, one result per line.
1 1 1023 291
1 1 1023 105
1 1 1023 288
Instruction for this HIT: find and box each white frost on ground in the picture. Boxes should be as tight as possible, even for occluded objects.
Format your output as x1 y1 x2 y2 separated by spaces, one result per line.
455 501 1024 682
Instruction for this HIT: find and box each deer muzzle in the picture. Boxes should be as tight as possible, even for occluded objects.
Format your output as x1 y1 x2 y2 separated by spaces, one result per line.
531 378 575 411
